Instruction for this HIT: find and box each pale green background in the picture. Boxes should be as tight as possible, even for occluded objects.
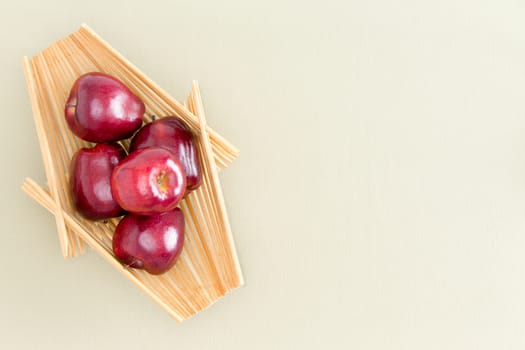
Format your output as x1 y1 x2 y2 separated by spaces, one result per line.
1 0 525 349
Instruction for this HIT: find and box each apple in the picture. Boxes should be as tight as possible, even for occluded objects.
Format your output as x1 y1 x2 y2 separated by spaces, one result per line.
112 209 185 275
111 147 186 215
70 143 126 220
129 116 202 191
65 72 145 142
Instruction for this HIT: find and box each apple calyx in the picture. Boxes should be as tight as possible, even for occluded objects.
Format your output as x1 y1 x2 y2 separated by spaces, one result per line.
156 170 170 193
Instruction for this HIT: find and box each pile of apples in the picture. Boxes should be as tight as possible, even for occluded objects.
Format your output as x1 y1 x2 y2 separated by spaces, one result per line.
66 72 202 275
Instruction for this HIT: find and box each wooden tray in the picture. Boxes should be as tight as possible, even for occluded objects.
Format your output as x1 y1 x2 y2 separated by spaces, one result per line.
21 24 243 321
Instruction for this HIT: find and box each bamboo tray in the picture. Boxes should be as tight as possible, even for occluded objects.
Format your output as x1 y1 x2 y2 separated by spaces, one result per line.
21 24 243 321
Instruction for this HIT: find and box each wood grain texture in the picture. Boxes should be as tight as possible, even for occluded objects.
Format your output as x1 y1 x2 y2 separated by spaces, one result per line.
21 24 243 321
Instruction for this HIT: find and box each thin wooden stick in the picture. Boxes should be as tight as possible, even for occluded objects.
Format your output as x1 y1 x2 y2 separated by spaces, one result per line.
22 57 70 258
33 53 83 256
189 81 244 287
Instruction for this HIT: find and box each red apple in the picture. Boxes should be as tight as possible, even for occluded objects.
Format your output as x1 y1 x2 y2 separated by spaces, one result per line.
129 116 202 191
65 72 145 142
111 147 186 215
70 143 126 220
112 209 185 275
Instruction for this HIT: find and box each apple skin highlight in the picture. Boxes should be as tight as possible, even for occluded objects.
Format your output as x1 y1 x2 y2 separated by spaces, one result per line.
65 72 144 142
130 116 202 192
70 143 127 220
112 209 185 275
111 147 187 216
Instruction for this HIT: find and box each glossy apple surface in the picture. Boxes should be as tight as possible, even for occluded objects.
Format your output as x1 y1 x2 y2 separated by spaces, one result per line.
112 209 185 275
129 116 202 191
65 72 145 142
70 143 126 220
111 147 186 215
